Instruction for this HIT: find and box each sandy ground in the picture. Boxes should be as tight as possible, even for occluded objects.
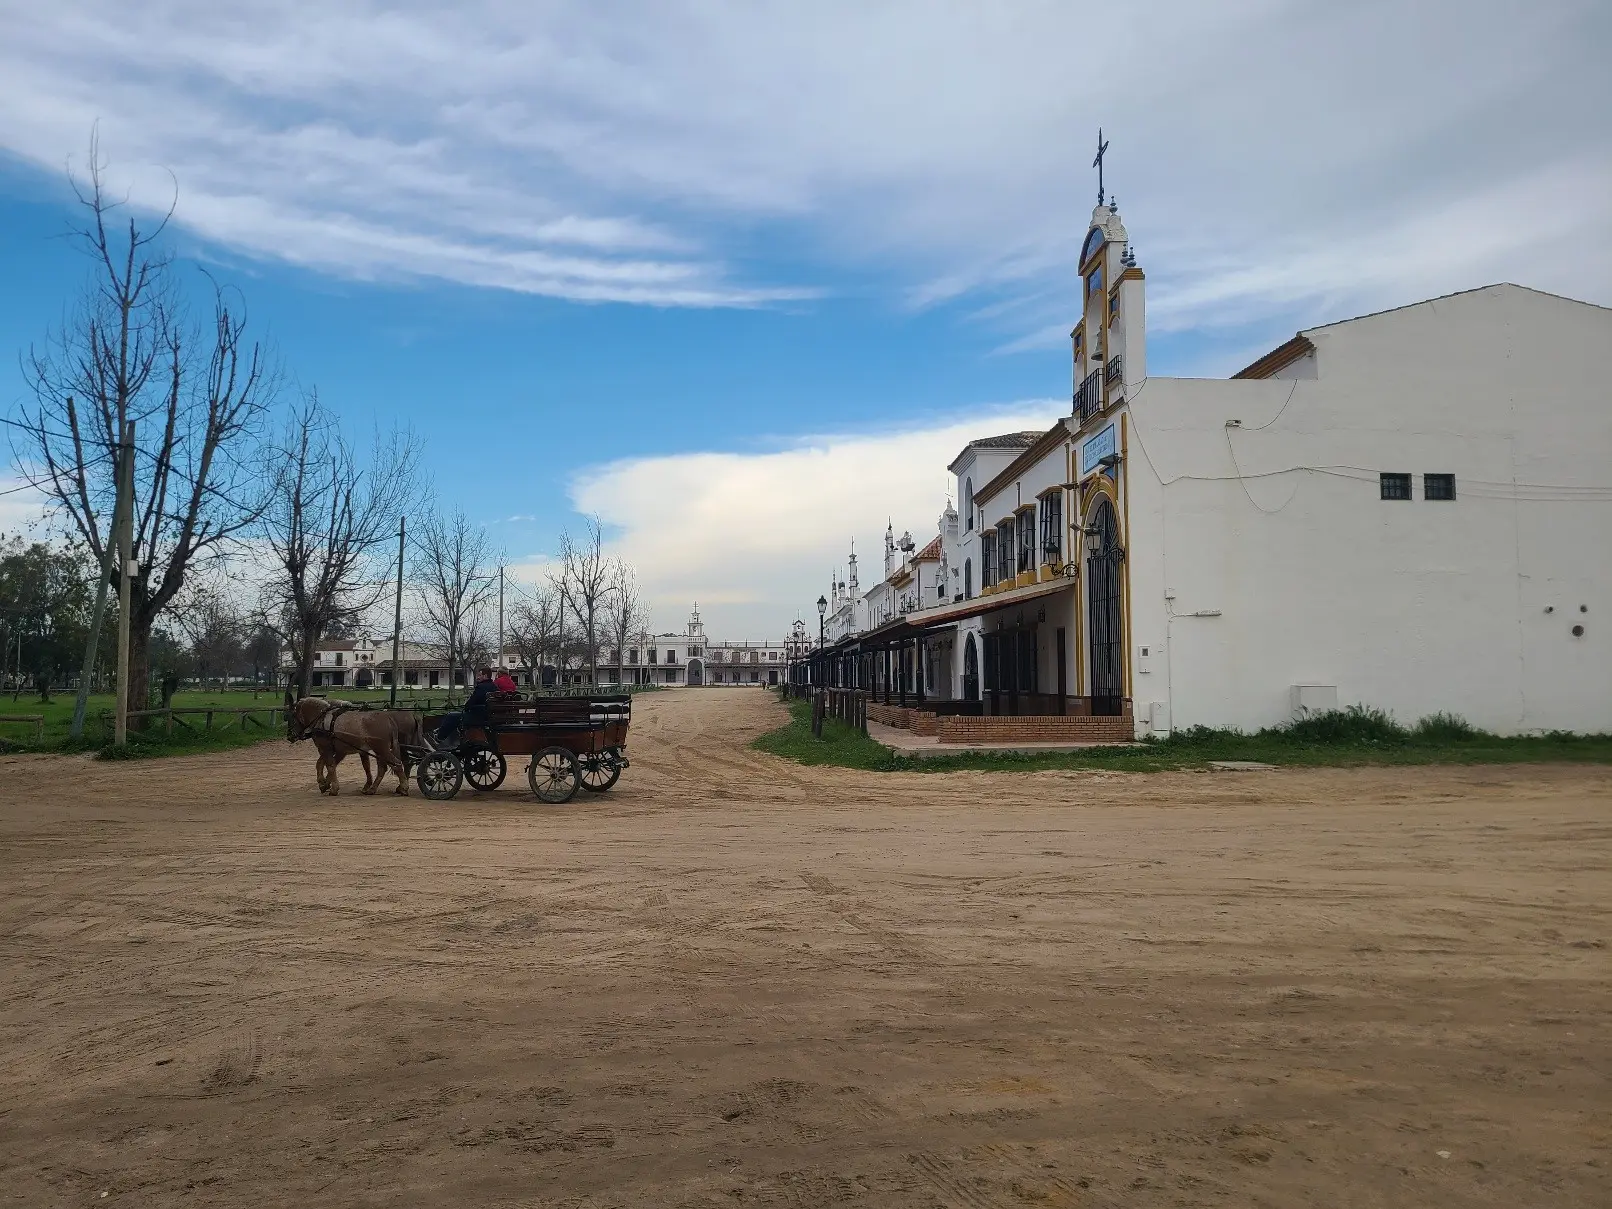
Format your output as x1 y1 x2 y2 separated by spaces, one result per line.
1 689 1608 1208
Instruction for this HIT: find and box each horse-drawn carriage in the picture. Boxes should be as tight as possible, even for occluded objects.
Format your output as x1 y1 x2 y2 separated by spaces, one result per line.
412 693 632 803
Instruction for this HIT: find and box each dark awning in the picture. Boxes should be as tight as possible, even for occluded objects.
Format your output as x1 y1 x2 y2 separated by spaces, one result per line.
914 576 1075 631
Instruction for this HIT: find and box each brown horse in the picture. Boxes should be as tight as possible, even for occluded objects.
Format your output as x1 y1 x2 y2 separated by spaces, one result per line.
284 695 412 796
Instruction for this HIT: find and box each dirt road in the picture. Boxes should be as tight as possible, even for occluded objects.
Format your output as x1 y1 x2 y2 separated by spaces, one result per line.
1 689 1607 1206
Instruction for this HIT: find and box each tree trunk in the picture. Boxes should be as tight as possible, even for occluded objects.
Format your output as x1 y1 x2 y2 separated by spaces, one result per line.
128 624 152 722
293 620 323 700
586 605 597 687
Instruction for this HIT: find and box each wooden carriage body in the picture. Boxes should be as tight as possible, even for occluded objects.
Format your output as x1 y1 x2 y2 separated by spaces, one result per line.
414 693 632 802
425 694 631 759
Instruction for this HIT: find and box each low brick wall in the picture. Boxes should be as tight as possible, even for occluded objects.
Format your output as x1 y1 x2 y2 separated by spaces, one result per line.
909 711 940 736
936 714 1134 744
867 702 915 729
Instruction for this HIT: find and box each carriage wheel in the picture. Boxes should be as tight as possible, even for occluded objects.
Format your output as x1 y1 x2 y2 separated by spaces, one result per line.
527 746 581 804
415 751 464 800
462 746 507 792
578 750 622 793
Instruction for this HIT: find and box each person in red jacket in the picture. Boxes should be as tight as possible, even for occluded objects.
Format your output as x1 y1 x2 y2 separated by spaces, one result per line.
492 667 519 695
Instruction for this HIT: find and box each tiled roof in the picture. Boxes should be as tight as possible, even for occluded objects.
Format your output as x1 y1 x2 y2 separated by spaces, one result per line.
914 535 943 561
948 430 1045 472
972 430 1043 449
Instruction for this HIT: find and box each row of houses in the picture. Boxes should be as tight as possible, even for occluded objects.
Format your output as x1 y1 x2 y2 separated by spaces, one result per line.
796 193 1609 740
290 606 812 690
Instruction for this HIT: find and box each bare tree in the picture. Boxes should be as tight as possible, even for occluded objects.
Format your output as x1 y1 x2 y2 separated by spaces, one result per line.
173 582 246 691
507 583 564 689
261 392 423 698
603 562 646 688
13 137 276 706
412 509 495 696
550 516 614 688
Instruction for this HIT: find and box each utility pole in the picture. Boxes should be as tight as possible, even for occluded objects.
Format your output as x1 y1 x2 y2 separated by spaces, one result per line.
389 515 405 708
68 407 124 739
497 565 505 678
112 420 135 746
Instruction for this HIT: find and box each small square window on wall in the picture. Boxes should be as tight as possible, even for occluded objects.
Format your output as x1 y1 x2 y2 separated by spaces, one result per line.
1424 473 1456 501
1380 472 1412 500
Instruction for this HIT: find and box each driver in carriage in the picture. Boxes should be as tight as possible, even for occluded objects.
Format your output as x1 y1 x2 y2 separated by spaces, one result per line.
434 666 498 747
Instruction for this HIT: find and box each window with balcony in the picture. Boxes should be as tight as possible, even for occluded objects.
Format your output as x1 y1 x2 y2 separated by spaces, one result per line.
649 649 658 664
980 534 995 588
998 522 1015 584
628 648 638 664
1016 511 1034 574
1041 492 1062 562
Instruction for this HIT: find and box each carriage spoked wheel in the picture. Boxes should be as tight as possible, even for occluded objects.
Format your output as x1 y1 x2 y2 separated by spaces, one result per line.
461 745 507 792
527 746 581 804
415 750 464 800
578 749 621 793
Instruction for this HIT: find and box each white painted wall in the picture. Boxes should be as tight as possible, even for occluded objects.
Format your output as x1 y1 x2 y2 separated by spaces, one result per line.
1120 285 1611 735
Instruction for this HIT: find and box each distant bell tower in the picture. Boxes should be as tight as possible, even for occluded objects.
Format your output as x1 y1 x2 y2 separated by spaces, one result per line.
1072 130 1145 416
883 520 896 578
847 541 859 598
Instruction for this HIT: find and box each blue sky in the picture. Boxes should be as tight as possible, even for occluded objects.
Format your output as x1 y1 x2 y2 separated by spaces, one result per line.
2 0 1609 637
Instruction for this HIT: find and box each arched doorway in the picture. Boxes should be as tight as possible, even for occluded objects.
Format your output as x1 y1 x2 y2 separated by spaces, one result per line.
962 633 980 702
687 658 704 686
1085 498 1124 716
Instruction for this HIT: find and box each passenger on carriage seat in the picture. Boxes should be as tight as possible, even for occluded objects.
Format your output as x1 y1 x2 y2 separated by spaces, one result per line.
493 668 519 695
434 667 497 746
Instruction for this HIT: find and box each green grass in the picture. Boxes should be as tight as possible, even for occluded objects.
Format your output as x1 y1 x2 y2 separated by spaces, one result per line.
753 697 1612 774
0 681 666 760
0 690 290 759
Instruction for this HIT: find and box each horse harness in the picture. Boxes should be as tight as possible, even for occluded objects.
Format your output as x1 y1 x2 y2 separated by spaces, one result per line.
293 701 375 754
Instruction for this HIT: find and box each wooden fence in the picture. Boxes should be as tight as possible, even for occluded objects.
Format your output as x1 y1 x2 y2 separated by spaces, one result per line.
0 714 45 743
98 706 285 741
810 688 868 737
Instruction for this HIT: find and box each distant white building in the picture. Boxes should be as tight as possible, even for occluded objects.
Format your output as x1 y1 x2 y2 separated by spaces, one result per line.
612 605 795 687
803 191 1611 737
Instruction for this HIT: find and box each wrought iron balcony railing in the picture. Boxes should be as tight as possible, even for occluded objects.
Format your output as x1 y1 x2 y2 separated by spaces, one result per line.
1073 369 1103 424
1105 354 1124 386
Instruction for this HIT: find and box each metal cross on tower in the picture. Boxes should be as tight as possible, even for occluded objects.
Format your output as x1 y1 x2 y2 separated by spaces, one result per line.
1093 128 1110 205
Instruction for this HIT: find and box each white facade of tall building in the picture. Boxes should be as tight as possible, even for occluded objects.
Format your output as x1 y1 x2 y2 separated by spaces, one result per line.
808 198 1611 736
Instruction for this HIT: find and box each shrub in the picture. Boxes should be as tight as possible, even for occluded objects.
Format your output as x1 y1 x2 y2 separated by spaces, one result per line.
1412 712 1482 742
1282 705 1405 744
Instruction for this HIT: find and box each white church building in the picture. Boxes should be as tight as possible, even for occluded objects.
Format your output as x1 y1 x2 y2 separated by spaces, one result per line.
801 196 1610 738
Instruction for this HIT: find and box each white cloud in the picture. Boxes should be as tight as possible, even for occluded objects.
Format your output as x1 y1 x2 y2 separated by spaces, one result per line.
565 404 1057 638
0 1 1605 334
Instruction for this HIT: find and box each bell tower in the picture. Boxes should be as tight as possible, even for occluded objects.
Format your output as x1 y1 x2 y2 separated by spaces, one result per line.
1072 132 1145 416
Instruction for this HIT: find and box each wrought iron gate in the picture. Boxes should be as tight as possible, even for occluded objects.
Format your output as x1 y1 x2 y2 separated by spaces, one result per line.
1086 500 1124 716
